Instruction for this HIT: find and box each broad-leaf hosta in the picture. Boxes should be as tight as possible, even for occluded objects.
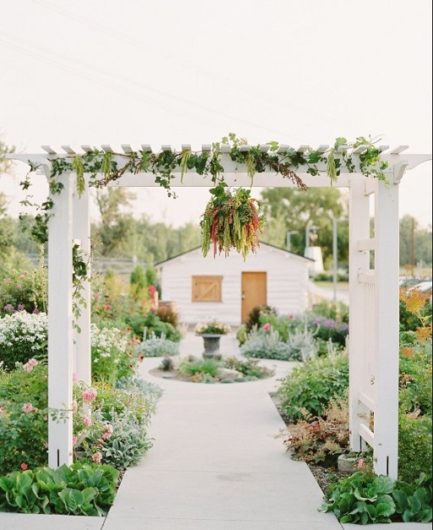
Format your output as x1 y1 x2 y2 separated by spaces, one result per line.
0 463 118 515
322 471 432 524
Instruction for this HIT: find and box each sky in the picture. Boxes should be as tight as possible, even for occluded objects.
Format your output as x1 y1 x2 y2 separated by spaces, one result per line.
0 0 431 227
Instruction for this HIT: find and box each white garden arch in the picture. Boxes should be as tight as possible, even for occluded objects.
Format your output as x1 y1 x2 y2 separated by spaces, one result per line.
8 144 431 479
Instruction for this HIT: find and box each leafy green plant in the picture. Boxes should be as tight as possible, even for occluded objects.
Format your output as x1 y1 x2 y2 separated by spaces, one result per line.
0 462 119 515
223 356 272 380
322 472 432 524
393 474 433 523
278 353 349 421
245 305 277 333
179 358 220 379
125 312 181 342
399 413 432 484
136 333 179 357
0 258 47 317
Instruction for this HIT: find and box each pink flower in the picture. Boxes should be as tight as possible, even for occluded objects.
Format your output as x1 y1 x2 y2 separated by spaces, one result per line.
72 435 78 446
82 415 92 427
102 424 113 440
92 452 102 464
82 388 97 404
23 358 39 373
357 458 365 469
22 402 35 413
20 463 28 471
263 323 272 333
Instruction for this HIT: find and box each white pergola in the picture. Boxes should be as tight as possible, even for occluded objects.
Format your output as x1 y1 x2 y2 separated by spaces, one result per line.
8 144 431 478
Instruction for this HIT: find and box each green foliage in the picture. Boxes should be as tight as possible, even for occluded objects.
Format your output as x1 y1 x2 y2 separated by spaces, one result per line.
130 265 147 290
245 305 276 333
399 413 432 484
400 298 432 332
136 333 179 357
311 300 349 324
322 472 432 524
0 259 47 317
278 353 349 422
0 463 119 515
393 474 433 523
179 358 220 379
399 347 432 416
400 215 432 266
258 312 296 341
223 356 272 380
125 312 181 342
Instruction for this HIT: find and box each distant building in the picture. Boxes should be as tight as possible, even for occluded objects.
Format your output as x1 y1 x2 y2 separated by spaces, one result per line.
157 242 312 325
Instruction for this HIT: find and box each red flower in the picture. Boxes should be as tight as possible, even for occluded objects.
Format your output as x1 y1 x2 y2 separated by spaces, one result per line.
20 463 28 471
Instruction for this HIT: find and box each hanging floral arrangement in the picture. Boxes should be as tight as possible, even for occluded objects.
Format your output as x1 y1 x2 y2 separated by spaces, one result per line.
201 183 263 259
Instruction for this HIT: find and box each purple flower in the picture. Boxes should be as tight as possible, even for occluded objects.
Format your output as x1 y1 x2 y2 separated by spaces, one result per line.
17 304 25 312
3 304 15 313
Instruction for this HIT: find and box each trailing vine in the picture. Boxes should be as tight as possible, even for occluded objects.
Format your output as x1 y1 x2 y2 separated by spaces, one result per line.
17 134 388 296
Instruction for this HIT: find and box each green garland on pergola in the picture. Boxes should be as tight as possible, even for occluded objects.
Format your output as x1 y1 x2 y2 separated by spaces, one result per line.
21 133 388 260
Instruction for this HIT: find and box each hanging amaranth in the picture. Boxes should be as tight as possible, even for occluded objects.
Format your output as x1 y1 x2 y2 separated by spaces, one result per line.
200 183 263 259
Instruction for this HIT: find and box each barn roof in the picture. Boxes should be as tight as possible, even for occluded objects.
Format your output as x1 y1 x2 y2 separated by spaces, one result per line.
156 241 314 266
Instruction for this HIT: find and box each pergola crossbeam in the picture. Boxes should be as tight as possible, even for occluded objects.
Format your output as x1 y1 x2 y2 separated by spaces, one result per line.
5 145 431 479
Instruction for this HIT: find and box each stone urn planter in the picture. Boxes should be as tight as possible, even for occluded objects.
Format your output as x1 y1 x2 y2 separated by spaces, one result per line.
199 334 223 359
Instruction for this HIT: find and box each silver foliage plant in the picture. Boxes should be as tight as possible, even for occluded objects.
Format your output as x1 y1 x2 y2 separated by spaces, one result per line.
136 331 179 358
241 320 319 362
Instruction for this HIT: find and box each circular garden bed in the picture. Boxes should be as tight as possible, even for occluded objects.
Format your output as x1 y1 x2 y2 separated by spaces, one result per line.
150 355 274 384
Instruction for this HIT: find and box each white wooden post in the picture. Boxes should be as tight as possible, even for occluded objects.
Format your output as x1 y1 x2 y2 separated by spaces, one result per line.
72 182 91 385
373 177 400 478
48 172 74 468
348 176 371 451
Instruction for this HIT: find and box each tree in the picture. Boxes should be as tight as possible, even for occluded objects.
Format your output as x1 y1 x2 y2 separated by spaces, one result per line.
260 187 349 267
93 189 136 256
400 215 432 267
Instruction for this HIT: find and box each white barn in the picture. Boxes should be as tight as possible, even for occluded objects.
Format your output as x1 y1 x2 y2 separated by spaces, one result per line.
157 242 312 325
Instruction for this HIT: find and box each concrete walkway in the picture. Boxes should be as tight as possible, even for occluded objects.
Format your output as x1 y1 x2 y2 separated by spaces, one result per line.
0 334 428 529
103 333 342 530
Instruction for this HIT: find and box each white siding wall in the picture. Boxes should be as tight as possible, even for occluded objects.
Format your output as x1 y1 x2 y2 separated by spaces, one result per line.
160 245 309 325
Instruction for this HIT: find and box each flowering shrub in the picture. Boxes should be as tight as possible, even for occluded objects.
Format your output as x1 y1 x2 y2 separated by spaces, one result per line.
0 264 47 317
309 316 348 347
0 312 48 371
0 312 135 380
136 333 179 358
91 324 135 383
195 320 231 335
0 364 161 474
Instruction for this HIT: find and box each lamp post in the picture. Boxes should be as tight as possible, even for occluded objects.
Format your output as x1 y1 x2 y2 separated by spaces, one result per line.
331 214 338 305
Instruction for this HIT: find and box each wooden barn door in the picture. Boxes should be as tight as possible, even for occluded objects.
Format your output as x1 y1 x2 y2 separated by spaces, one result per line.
241 272 267 323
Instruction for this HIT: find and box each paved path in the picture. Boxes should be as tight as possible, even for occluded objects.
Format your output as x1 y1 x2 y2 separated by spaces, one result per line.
104 333 342 530
0 334 426 529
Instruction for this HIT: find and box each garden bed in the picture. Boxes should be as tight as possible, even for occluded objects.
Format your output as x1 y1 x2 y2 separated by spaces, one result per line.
150 355 273 384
